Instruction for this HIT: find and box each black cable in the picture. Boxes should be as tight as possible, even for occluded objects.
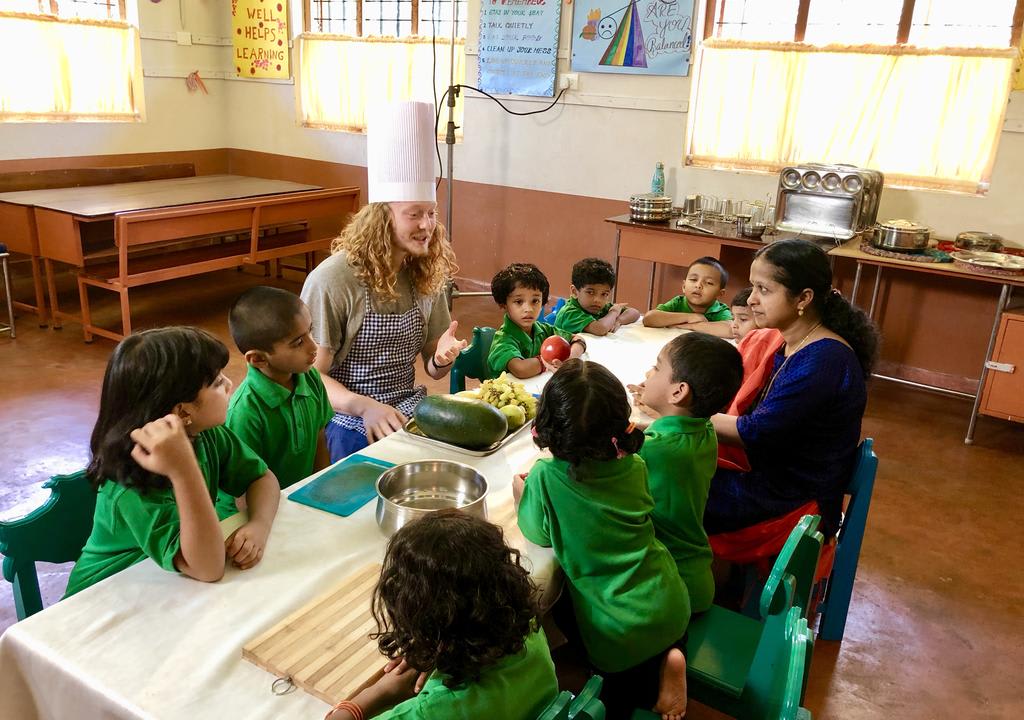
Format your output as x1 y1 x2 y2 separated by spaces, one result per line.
458 84 566 116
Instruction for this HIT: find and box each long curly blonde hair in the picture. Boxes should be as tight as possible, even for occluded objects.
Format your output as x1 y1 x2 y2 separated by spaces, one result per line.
331 203 457 300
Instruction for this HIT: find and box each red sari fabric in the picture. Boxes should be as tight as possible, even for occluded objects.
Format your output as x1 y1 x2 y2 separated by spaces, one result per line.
717 329 785 472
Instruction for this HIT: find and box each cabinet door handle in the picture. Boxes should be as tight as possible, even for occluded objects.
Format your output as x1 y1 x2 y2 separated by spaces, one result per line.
984 361 1015 373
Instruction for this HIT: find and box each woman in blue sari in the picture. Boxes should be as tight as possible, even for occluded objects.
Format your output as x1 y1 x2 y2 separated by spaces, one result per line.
706 239 880 535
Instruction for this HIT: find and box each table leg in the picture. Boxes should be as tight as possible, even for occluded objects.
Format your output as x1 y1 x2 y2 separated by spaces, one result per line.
648 262 657 311
964 283 1011 445
612 229 621 303
850 262 863 307
868 266 882 320
43 258 62 330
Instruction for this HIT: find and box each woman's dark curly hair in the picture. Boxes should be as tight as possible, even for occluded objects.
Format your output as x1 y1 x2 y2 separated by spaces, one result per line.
755 238 880 375
371 509 540 688
533 359 644 473
87 326 229 492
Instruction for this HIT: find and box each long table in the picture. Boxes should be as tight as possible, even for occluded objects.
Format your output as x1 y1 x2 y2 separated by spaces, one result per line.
0 175 323 331
0 322 682 719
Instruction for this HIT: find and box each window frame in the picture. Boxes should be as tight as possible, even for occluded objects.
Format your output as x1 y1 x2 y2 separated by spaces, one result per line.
703 0 1024 48
21 0 127 21
303 0 466 39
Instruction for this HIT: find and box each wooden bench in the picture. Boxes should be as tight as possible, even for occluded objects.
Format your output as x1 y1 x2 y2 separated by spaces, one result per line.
76 186 359 342
0 163 196 326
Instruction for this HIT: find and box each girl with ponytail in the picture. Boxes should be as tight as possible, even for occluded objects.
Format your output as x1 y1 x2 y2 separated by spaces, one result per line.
515 359 691 720
707 238 881 535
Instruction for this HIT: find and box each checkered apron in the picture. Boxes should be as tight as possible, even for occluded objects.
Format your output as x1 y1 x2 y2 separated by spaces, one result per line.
328 287 427 436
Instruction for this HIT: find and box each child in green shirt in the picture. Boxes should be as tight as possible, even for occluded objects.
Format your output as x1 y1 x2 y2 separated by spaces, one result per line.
515 359 689 720
327 510 558 720
226 286 333 491
487 262 586 379
554 257 641 335
65 327 280 597
644 256 734 338
636 333 744 613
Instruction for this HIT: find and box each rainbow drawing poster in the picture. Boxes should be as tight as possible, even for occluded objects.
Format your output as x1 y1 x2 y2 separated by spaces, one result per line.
571 0 691 76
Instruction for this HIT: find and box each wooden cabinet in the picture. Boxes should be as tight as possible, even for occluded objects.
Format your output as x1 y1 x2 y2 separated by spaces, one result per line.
979 309 1024 423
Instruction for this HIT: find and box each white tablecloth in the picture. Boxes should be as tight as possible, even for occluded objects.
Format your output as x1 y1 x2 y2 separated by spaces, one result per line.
0 321 682 720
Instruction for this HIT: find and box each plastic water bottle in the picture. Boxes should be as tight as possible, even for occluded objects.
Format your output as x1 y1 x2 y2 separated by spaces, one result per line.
651 162 665 195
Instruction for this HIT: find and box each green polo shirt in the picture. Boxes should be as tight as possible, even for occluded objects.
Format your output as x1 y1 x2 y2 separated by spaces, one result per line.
554 297 614 334
226 366 333 490
65 425 267 597
486 315 573 378
656 296 733 321
517 455 690 672
640 415 718 613
376 626 558 719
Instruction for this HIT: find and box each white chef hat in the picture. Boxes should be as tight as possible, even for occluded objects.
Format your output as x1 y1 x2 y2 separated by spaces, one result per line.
367 100 437 204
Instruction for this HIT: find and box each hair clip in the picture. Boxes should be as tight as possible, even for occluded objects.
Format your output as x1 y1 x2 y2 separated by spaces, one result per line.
625 422 636 434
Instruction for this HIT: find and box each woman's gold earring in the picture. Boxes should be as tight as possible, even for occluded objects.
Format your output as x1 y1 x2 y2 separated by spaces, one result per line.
798 308 804 317
183 416 193 427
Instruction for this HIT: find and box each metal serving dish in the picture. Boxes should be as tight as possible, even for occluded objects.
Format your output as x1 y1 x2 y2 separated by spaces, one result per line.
375 460 488 535
954 231 1003 252
871 220 930 252
629 193 673 222
402 417 534 457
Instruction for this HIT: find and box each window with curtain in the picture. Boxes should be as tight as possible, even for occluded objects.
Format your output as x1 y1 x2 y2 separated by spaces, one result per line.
0 0 142 122
299 0 465 133
687 0 1024 193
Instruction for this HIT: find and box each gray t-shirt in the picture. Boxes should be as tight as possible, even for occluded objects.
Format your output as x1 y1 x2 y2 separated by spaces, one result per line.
300 250 451 370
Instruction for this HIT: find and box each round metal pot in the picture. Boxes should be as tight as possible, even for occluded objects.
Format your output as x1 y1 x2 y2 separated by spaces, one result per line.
629 193 673 222
375 460 488 535
954 231 1003 252
871 222 930 252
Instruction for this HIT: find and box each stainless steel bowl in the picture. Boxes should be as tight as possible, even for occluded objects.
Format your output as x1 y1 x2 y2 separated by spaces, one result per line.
871 222 930 252
375 460 488 535
954 231 1003 252
741 222 767 239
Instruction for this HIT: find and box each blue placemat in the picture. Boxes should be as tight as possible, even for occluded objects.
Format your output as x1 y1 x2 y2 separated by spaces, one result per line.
288 454 395 517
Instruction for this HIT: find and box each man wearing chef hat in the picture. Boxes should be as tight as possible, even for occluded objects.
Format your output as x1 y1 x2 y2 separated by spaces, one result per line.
302 100 467 461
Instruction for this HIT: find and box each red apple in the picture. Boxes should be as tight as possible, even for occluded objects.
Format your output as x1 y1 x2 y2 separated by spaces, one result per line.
540 335 571 363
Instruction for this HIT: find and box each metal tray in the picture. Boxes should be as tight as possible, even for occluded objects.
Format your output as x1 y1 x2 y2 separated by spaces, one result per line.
401 416 534 457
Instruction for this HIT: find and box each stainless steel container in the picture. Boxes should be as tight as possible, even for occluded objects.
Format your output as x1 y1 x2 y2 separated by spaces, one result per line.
954 231 1003 252
629 193 673 222
775 163 884 240
871 220 930 252
375 460 488 535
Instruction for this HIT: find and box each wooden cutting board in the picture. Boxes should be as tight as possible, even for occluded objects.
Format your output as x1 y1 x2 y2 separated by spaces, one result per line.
242 501 526 706
242 563 386 706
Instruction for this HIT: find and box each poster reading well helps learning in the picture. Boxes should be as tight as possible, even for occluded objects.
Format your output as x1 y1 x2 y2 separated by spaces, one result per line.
478 0 561 97
571 0 691 76
232 0 290 79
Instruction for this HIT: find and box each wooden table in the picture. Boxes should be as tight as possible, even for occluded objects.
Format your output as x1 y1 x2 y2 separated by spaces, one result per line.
0 175 322 330
604 214 766 307
830 238 1024 444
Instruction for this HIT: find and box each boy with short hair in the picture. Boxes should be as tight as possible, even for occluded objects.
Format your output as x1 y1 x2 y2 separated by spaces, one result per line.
226 286 333 490
636 332 743 612
643 256 734 337
487 263 586 379
729 286 758 341
554 257 641 336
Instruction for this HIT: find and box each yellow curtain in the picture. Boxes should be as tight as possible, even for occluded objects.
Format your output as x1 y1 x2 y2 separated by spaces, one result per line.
298 33 464 134
0 12 143 122
688 39 1016 194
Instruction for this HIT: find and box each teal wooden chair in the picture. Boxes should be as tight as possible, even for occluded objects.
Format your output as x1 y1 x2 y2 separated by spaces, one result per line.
568 675 605 720
449 326 497 392
542 297 566 324
817 438 878 641
631 588 813 720
681 516 822 718
537 690 574 720
0 470 95 619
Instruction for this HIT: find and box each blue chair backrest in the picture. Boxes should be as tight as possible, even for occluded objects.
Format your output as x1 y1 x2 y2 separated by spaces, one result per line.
449 326 498 392
542 297 566 324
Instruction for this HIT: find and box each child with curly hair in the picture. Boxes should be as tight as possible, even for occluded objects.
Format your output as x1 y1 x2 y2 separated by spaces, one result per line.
515 359 690 720
326 510 559 720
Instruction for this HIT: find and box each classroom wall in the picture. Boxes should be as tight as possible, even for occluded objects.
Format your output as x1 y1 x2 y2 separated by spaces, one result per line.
2 0 1022 392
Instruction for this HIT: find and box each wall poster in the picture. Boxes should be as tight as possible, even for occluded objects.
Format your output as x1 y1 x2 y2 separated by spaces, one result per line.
478 0 562 97
232 0 290 79
571 0 692 76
